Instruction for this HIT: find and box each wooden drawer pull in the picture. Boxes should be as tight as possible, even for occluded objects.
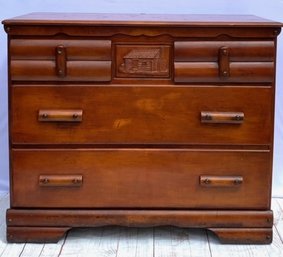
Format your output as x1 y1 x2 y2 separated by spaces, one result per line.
39 175 83 187
38 109 83 122
201 111 244 124
218 46 230 77
56 45 66 77
200 176 243 187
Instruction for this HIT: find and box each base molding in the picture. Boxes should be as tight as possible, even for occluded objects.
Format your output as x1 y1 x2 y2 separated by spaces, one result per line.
208 228 273 244
7 226 71 243
6 209 273 244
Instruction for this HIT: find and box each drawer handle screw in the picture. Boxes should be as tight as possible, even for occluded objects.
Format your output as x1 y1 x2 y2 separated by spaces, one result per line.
73 113 79 119
204 114 212 120
72 178 80 184
234 115 243 121
233 179 242 185
42 113 48 119
41 178 49 184
203 179 211 184
222 71 228 76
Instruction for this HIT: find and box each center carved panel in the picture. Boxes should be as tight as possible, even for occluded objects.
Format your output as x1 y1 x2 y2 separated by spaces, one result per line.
116 45 170 78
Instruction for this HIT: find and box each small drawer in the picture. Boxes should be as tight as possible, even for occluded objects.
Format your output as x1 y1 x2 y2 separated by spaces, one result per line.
11 60 111 82
174 41 275 62
11 149 271 209
10 39 112 60
174 41 274 83
11 85 272 146
174 62 274 83
10 39 112 82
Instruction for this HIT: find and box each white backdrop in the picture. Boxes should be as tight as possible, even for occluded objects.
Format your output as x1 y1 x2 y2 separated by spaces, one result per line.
0 0 282 195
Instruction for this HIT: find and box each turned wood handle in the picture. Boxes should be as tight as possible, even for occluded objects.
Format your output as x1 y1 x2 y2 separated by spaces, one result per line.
200 176 243 187
56 45 66 77
39 175 83 187
201 111 244 124
218 46 230 77
38 109 83 122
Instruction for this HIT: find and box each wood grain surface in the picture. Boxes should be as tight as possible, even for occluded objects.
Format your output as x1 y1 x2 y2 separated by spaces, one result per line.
11 149 271 209
1 195 283 256
11 86 273 145
4 13 282 244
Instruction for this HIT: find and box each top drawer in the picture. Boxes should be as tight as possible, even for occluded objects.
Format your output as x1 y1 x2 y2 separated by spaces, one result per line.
174 41 274 83
10 39 112 82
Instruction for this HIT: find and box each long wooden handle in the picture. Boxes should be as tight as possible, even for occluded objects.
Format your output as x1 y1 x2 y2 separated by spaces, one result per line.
201 111 244 124
200 176 243 188
39 175 83 187
38 109 83 122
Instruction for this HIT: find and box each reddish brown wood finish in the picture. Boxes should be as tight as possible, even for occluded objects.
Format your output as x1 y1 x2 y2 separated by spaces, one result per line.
208 228 273 244
3 13 282 27
3 13 282 244
10 39 112 81
174 41 275 62
6 209 273 244
6 226 272 244
11 86 272 145
55 45 67 77
115 45 171 78
11 60 112 81
174 62 274 83
11 149 271 209
7 227 71 243
7 209 273 228
10 39 111 60
174 40 275 83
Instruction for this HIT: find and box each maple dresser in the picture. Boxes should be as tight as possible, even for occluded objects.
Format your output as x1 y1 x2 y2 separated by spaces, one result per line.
2 13 282 244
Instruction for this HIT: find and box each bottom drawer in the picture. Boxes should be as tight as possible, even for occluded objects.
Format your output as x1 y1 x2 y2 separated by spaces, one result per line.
11 149 271 209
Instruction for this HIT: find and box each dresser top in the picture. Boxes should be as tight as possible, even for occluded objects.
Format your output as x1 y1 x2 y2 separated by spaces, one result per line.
2 12 282 27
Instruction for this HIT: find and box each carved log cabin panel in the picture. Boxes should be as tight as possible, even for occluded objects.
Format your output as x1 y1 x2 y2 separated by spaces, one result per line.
115 45 170 78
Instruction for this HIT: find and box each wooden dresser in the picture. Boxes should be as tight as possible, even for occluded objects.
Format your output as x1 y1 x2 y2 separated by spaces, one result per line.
2 13 282 244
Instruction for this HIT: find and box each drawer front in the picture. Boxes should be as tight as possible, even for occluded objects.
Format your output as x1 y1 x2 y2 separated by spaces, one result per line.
11 85 272 145
11 60 111 82
10 39 112 82
10 39 112 60
174 41 274 83
11 149 271 209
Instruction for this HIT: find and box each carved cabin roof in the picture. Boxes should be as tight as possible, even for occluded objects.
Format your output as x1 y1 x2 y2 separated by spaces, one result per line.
124 49 160 59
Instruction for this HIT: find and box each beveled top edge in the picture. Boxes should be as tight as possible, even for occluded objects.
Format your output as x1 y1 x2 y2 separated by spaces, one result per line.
2 12 283 27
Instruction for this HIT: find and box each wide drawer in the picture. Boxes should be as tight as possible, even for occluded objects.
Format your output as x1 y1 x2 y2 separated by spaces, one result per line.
10 39 112 82
174 41 274 83
11 85 272 145
11 149 271 209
